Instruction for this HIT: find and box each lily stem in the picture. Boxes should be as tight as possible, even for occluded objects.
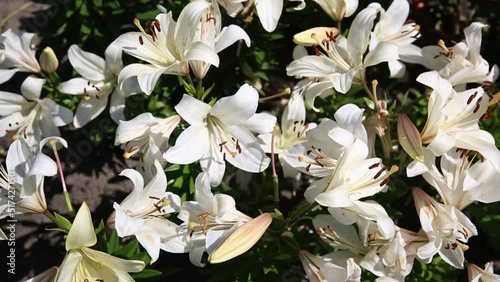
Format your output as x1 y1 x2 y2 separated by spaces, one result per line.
50 140 74 217
363 82 376 102
43 210 68 231
271 125 279 208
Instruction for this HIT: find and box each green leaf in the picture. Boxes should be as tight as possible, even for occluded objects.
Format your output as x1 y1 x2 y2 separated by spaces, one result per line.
54 212 72 231
274 208 283 218
107 230 119 254
93 0 102 7
363 97 375 110
115 239 139 257
165 164 180 172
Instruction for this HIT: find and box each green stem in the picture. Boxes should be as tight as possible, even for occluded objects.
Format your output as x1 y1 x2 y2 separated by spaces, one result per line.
50 140 74 216
197 78 203 100
271 126 279 208
363 82 375 102
288 202 317 227
43 210 67 231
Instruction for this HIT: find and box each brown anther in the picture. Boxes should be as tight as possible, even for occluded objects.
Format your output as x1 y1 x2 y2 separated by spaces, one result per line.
467 92 477 105
473 104 481 113
326 31 336 42
207 17 217 25
457 229 468 239
223 152 226 161
373 167 387 179
444 243 450 249
480 107 492 121
87 81 90 86
369 163 380 169
306 164 311 172
306 150 312 155
154 19 161 32
380 178 390 186
139 35 144 45
476 96 483 105
312 45 321 56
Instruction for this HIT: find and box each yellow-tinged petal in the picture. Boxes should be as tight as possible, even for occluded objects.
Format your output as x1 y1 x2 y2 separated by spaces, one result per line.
208 213 273 264
397 114 424 162
293 27 339 46
66 202 97 251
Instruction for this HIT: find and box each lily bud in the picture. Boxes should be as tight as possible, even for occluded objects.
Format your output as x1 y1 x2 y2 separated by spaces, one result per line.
39 47 59 72
397 114 424 162
208 213 273 264
293 27 339 46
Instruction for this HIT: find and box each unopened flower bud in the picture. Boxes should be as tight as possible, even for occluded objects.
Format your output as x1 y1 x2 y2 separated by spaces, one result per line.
39 47 59 72
397 114 424 162
208 213 273 264
293 27 339 46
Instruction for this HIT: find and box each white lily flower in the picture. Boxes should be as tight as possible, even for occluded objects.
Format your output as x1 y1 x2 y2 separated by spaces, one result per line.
299 250 361 282
283 103 367 178
214 0 245 17
468 262 500 282
1 136 67 217
0 77 73 146
163 172 251 266
421 22 499 89
166 84 275 186
286 4 399 107
313 214 369 254
112 160 181 263
190 0 251 79
258 82 316 177
412 149 500 210
55 202 145 281
359 220 427 282
313 0 359 22
0 29 41 84
115 113 181 180
412 187 477 268
418 71 500 171
369 0 422 78
255 0 283 32
115 1 219 95
58 43 127 127
26 266 58 282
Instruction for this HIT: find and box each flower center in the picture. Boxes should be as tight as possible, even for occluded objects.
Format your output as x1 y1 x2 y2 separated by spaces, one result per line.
206 116 242 161
298 145 338 172
281 120 309 149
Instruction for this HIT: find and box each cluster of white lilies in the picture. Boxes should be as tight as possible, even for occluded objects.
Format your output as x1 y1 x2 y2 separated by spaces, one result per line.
0 0 499 281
